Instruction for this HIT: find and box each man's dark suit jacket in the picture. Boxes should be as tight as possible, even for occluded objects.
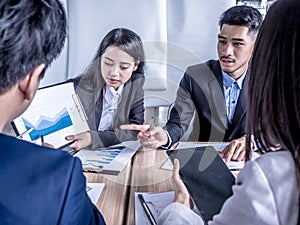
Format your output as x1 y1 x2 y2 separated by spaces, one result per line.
0 134 105 225
165 60 247 146
71 61 144 148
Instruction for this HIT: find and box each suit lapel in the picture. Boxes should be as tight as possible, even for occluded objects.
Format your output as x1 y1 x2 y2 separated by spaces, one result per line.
208 63 227 129
95 88 104 129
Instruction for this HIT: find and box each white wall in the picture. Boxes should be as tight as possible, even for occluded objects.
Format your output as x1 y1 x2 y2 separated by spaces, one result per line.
40 0 69 87
67 0 169 92
40 0 236 106
145 0 235 106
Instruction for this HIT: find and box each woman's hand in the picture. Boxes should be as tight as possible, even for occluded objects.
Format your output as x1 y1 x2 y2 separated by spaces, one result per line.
65 131 92 151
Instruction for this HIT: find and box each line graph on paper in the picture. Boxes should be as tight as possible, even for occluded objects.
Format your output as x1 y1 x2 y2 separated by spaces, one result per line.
13 83 77 148
22 107 73 141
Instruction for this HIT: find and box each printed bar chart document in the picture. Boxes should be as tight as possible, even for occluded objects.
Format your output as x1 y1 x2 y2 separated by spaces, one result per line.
74 144 139 175
12 82 89 149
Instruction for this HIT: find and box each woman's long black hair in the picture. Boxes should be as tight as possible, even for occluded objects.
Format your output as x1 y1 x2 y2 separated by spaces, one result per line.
246 0 300 223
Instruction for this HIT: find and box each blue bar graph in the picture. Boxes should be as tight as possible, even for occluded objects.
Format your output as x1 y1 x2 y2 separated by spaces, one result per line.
86 149 123 167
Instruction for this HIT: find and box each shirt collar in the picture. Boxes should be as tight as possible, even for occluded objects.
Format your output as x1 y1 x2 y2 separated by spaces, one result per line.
222 68 247 90
104 84 124 101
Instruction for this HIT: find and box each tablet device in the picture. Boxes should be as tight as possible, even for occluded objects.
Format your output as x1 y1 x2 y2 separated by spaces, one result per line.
167 146 235 222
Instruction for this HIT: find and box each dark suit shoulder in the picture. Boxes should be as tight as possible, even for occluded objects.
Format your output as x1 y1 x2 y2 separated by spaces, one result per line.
186 59 218 71
69 76 80 88
205 59 220 69
183 59 220 86
130 71 144 81
69 74 95 90
123 71 145 89
0 134 75 164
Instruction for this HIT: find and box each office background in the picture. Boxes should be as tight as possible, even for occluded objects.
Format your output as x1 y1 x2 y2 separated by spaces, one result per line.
42 0 236 109
4 0 273 136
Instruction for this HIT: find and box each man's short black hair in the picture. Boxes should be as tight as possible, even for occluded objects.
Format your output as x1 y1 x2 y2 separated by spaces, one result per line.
219 5 263 34
0 0 67 94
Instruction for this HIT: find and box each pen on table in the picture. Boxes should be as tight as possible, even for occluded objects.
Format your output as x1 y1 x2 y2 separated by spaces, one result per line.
138 194 157 225
17 128 34 139
86 186 92 193
97 145 126 151
40 134 44 144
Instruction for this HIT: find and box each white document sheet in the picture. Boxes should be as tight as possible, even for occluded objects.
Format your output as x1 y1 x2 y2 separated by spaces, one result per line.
135 191 200 224
86 183 105 205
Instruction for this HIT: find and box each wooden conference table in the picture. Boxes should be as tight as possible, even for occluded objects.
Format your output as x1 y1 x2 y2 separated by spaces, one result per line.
84 147 174 225
84 142 236 225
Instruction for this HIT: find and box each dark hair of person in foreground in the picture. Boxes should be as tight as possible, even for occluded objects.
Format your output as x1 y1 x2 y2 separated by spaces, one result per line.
246 0 300 222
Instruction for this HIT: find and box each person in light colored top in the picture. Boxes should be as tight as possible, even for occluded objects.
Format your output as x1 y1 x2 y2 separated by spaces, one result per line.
66 28 146 149
121 5 262 163
158 0 300 224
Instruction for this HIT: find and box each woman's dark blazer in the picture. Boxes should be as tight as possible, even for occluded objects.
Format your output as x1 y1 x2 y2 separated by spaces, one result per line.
70 60 144 148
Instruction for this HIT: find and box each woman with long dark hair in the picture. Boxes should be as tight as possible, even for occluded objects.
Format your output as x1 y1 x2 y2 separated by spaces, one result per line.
66 28 146 149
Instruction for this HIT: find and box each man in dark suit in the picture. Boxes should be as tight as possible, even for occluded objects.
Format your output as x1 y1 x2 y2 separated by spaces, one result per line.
121 5 262 163
0 0 105 224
